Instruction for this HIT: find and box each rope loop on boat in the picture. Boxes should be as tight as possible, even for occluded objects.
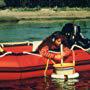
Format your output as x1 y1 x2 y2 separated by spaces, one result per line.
71 44 90 65
71 44 90 51
0 41 31 47
0 52 12 57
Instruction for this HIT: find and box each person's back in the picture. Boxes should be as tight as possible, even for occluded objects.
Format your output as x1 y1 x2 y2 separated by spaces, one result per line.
61 23 90 49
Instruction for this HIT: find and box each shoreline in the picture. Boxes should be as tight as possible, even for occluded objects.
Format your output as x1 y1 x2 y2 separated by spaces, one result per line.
0 9 90 22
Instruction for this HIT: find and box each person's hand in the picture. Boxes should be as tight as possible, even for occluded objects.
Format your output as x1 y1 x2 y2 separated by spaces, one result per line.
61 52 66 57
54 54 63 60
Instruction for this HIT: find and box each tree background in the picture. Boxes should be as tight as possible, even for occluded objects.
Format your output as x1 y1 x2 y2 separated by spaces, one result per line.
0 0 90 8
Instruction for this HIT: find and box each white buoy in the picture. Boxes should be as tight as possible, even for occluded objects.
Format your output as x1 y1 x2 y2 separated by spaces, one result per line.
51 44 79 79
51 63 79 79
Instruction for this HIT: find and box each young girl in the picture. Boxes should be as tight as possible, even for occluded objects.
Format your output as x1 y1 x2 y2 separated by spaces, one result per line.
36 31 71 62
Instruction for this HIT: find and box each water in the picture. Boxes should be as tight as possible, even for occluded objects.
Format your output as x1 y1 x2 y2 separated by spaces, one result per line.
0 19 90 90
0 19 90 42
0 72 90 90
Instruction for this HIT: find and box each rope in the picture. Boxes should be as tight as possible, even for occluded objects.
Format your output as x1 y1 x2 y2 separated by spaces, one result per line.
71 44 90 51
0 52 12 57
0 41 31 46
72 50 76 73
44 59 50 77
51 60 56 65
70 44 90 66
70 44 90 69
61 44 63 65
44 59 56 77
72 50 75 66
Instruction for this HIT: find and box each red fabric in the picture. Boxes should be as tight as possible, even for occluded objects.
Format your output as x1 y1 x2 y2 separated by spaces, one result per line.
65 50 90 62
3 45 32 53
0 50 89 80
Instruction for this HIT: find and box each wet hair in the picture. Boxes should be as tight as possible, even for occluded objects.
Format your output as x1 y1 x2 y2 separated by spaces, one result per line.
51 31 64 42
36 31 68 52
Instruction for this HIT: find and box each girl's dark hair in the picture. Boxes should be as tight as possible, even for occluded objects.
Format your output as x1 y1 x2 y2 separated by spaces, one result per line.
36 31 68 52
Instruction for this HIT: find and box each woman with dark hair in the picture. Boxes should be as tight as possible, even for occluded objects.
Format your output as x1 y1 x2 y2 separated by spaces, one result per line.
61 23 90 48
36 31 71 62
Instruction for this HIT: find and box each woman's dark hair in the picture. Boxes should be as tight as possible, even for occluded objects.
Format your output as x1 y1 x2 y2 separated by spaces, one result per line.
36 31 68 52
51 31 68 45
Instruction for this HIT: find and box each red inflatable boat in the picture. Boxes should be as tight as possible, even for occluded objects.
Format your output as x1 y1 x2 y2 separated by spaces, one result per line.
0 42 89 80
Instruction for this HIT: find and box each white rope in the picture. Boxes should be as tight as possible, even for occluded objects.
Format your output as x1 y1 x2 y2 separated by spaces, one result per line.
72 50 75 66
44 59 56 77
70 44 90 67
71 44 90 51
61 44 63 65
44 59 50 77
0 52 12 57
0 41 31 46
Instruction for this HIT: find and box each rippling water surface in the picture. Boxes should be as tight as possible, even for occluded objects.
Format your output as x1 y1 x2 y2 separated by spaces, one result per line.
0 71 90 90
0 19 90 42
0 19 90 90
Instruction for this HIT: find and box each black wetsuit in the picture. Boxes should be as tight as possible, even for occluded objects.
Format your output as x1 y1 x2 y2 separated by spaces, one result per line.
53 23 90 49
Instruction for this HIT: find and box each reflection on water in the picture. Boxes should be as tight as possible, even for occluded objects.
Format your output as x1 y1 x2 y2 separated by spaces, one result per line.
0 71 89 90
52 79 78 90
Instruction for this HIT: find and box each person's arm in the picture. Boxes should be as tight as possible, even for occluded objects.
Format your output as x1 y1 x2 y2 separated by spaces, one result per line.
39 46 55 59
63 47 71 57
39 45 63 61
